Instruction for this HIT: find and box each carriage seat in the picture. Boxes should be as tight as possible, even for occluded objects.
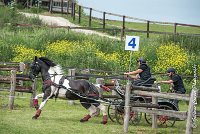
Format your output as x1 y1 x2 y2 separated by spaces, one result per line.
134 77 156 87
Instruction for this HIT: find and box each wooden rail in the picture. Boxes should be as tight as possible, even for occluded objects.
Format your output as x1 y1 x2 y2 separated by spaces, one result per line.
123 83 198 133
0 62 36 109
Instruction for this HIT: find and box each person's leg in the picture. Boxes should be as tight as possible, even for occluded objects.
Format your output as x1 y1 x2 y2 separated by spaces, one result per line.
132 79 145 86
173 91 184 110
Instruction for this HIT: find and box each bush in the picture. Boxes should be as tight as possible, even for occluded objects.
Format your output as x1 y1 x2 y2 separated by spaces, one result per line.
154 43 188 73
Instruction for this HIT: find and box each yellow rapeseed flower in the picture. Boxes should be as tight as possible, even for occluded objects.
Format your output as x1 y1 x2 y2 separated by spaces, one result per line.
12 45 45 62
154 43 188 73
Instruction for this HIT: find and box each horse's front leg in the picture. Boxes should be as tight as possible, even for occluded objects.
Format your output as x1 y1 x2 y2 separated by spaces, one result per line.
32 88 52 119
33 93 44 110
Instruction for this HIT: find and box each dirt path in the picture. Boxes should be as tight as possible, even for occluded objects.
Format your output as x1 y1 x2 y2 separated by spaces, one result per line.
22 13 120 40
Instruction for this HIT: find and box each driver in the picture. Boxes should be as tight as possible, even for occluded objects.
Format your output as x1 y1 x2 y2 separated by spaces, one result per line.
124 57 152 86
157 67 186 107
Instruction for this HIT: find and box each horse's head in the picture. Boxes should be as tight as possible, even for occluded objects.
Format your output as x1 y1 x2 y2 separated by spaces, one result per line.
29 56 57 80
29 56 42 80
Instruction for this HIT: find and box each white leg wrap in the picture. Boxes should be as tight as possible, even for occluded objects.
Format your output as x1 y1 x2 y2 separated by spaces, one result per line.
98 104 107 116
38 99 48 110
88 105 97 117
35 93 44 99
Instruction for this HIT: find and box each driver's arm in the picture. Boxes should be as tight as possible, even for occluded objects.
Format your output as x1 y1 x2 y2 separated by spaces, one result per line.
159 79 173 84
124 69 143 75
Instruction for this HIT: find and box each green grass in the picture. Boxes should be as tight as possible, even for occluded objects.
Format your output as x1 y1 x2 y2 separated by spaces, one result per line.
0 91 200 134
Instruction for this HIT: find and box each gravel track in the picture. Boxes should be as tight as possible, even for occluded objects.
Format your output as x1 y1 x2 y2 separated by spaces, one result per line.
22 13 120 40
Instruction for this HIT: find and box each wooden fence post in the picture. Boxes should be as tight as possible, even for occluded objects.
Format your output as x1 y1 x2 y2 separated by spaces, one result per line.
9 70 16 110
103 12 106 32
67 0 69 15
61 0 63 14
152 96 158 128
186 89 197 134
89 8 92 27
71 1 74 17
73 2 76 21
121 15 125 40
174 23 177 34
19 62 25 87
78 5 81 24
147 21 150 38
124 81 131 133
19 62 25 72
96 78 104 98
49 0 53 13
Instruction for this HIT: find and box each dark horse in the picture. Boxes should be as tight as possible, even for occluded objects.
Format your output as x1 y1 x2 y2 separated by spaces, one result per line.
29 56 108 124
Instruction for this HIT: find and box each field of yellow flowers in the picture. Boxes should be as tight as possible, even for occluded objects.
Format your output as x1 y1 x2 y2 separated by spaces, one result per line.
10 36 196 75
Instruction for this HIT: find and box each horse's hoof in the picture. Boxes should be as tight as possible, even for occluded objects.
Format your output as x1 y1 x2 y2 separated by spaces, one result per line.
101 115 108 124
80 119 88 122
32 116 38 119
80 115 91 122
101 121 107 124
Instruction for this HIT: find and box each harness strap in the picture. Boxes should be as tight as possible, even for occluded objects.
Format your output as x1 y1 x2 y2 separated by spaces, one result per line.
43 79 53 87
43 78 106 103
55 76 66 99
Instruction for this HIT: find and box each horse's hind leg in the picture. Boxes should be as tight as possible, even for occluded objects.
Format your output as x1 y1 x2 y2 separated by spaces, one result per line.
80 99 99 122
79 99 91 122
96 103 108 124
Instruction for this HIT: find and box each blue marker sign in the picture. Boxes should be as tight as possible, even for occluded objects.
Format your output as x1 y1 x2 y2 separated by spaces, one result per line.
125 36 140 51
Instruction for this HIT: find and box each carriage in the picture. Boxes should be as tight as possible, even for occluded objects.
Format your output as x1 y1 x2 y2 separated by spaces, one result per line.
105 78 179 127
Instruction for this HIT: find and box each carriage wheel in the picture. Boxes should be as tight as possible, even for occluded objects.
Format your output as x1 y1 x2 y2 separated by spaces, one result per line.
158 105 176 127
107 98 122 122
115 107 142 125
144 105 176 127
130 99 143 125
115 104 125 125
130 108 142 125
115 100 142 125
144 111 152 125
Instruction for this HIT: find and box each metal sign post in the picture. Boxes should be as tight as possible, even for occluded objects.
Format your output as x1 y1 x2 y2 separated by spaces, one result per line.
124 35 140 133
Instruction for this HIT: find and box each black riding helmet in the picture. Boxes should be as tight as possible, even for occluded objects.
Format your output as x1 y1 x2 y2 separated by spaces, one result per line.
137 57 146 64
167 67 176 73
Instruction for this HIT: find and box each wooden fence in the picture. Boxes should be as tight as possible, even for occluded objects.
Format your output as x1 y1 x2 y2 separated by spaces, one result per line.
44 0 200 39
0 62 36 109
123 82 199 134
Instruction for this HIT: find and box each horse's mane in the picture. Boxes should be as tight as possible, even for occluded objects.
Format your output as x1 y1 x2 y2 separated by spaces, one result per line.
49 65 64 74
39 57 56 67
